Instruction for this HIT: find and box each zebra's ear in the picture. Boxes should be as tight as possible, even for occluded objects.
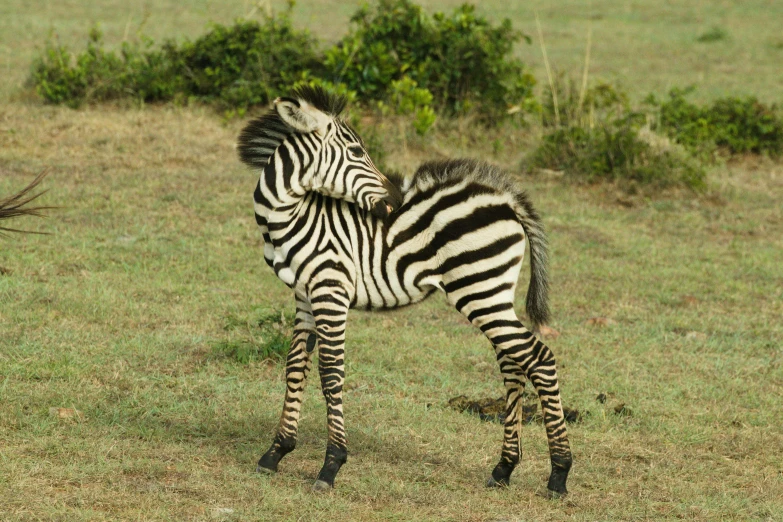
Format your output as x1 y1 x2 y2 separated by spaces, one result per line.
274 97 331 135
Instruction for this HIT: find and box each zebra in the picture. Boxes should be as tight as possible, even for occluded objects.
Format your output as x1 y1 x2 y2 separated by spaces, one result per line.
0 171 50 236
237 86 572 497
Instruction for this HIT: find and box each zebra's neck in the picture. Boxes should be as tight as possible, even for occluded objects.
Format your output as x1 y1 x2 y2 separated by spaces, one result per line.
254 142 321 216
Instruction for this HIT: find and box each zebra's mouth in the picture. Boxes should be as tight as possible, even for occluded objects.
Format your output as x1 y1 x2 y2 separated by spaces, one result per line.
370 198 397 219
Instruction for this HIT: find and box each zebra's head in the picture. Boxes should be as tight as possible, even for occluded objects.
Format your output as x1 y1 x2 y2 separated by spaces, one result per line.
271 87 402 218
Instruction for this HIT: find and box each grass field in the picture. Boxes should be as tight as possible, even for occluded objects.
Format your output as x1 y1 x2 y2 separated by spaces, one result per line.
2 1 783 521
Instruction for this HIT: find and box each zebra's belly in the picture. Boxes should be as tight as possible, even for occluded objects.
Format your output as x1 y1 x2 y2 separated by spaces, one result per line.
352 270 440 310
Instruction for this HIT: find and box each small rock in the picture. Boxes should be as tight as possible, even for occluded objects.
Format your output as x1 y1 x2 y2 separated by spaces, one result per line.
586 317 616 327
211 507 235 518
681 295 699 306
684 331 707 341
49 407 83 419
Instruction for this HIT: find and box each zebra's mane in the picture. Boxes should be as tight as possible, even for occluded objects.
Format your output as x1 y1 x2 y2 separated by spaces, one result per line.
237 112 294 170
238 86 349 170
403 158 532 205
291 85 348 117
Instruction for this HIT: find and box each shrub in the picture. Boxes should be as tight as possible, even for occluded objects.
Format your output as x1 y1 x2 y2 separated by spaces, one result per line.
324 0 536 116
378 76 437 135
30 4 320 109
708 97 783 155
170 13 321 109
648 88 783 157
529 112 706 189
31 28 150 108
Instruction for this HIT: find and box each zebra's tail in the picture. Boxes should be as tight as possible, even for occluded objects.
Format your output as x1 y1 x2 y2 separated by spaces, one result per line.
512 191 550 330
0 170 52 236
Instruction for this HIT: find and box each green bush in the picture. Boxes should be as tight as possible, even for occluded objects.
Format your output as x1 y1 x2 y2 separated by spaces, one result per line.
30 28 168 108
377 76 437 135
648 88 783 157
29 0 535 119
170 14 321 109
529 113 706 189
324 0 536 116
30 4 320 110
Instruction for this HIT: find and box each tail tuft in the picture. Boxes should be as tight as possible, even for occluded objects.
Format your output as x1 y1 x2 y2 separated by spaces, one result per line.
513 191 550 329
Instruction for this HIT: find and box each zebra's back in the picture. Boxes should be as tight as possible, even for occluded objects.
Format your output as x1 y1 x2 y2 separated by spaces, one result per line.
267 159 540 316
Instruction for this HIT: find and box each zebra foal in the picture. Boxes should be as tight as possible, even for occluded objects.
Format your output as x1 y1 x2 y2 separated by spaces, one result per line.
238 86 572 497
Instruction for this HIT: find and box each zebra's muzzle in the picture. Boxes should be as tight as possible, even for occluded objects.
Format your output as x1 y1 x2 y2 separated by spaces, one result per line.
370 198 396 219
370 178 403 219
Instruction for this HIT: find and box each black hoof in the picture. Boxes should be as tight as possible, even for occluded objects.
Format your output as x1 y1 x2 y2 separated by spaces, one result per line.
537 488 567 500
486 476 509 488
256 464 276 475
311 480 332 493
547 489 566 499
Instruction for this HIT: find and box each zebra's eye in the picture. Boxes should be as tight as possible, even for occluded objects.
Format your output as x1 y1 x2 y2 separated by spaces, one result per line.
347 145 364 158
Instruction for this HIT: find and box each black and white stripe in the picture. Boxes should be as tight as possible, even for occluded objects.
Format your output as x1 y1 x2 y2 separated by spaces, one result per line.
238 87 572 496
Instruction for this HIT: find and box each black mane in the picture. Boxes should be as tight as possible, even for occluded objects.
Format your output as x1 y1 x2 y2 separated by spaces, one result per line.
237 86 350 170
291 85 347 117
237 112 293 170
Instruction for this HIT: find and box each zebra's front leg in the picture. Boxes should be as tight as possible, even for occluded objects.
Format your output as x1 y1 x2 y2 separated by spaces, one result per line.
257 301 316 474
310 286 350 491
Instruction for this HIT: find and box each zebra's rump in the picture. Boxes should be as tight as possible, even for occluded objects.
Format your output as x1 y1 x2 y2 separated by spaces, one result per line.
390 158 550 326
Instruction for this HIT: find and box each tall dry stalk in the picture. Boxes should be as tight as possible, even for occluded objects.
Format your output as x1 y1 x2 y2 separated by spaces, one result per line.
0 170 53 236
534 10 559 128
578 21 593 115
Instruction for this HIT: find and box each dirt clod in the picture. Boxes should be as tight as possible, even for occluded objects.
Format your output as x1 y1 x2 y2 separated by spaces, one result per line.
586 317 616 327
596 392 608 403
681 295 699 306
613 403 633 416
448 395 581 424
537 325 561 340
563 407 582 423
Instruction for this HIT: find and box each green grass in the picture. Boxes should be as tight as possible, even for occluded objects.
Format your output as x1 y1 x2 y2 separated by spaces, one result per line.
2 1 783 520
2 103 782 520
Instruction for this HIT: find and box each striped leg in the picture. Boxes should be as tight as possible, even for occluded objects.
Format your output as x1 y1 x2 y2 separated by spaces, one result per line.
460 304 572 496
257 298 316 473
486 364 526 489
310 284 350 491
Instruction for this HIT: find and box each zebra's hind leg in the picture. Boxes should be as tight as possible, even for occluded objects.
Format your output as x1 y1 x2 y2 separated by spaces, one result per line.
257 299 316 474
463 307 572 496
486 368 526 488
